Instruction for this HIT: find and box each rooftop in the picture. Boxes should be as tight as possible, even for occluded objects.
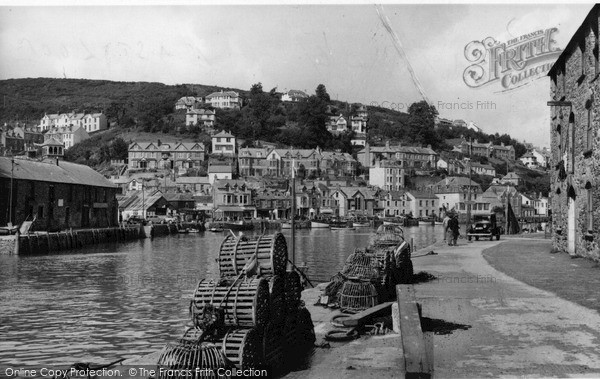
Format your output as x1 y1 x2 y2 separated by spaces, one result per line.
0 157 115 188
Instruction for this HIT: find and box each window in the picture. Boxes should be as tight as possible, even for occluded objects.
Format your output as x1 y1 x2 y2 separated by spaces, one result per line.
587 182 593 231
587 102 594 152
37 205 44 218
570 113 575 173
580 40 586 77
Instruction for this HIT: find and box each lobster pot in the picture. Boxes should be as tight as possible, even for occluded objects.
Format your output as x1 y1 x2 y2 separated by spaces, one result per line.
269 275 286 326
218 233 288 277
284 270 302 315
191 278 270 329
341 250 382 282
218 328 263 369
296 307 316 348
262 322 285 368
338 280 380 312
157 342 230 379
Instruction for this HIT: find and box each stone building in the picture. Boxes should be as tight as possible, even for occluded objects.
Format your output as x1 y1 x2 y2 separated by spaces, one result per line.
548 5 600 257
0 157 118 231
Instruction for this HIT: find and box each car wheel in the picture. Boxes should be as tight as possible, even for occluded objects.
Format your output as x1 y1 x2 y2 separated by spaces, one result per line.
475 236 479 241
496 234 500 241
490 235 493 241
468 236 472 241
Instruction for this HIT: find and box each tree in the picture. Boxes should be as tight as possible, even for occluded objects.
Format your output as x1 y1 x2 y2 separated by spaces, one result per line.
315 84 330 103
110 138 129 160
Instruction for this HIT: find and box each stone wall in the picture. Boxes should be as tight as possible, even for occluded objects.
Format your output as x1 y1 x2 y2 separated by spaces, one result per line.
549 14 600 259
0 178 119 231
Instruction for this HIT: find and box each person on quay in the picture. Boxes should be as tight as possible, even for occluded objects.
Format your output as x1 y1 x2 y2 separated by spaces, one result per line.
448 214 460 246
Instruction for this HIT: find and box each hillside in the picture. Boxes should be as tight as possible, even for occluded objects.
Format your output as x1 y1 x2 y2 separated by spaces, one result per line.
0 77 546 193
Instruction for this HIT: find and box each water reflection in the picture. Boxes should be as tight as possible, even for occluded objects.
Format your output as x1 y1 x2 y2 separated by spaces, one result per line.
0 225 438 366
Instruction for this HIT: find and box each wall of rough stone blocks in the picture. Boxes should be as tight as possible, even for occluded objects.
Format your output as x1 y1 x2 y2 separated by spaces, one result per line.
550 16 600 259
0 178 118 231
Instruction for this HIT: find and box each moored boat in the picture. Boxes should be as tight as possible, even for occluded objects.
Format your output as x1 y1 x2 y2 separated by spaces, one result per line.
310 217 331 228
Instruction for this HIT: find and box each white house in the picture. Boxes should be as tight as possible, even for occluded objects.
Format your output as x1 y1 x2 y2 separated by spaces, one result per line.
430 176 487 216
406 191 440 219
44 125 90 149
81 113 108 133
369 160 405 191
186 109 216 127
534 196 549 216
467 121 481 133
208 161 233 184
520 149 548 169
205 90 242 109
211 130 236 155
39 112 107 133
327 114 348 134
350 116 367 134
281 90 308 102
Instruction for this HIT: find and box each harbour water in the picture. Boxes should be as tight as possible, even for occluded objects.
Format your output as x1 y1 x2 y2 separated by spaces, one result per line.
0 225 440 366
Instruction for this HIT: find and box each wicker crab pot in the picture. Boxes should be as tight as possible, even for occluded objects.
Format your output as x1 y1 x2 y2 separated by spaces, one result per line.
191 278 270 329
218 233 288 278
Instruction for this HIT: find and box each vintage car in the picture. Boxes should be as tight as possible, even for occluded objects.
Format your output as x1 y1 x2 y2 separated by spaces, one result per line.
467 214 501 241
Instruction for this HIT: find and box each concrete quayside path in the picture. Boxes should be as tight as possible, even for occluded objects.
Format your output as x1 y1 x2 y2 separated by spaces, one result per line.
414 238 600 378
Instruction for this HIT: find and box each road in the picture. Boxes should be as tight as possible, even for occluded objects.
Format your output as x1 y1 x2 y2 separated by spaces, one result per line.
415 238 600 378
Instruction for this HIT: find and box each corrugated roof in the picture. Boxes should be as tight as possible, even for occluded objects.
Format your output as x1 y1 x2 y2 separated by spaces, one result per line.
0 157 116 188
122 191 166 211
177 176 210 184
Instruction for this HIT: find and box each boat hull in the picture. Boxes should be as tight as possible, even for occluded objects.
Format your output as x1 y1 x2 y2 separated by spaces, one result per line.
311 221 330 229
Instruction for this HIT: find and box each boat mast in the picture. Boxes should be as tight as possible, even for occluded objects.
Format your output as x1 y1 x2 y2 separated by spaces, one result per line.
291 158 296 266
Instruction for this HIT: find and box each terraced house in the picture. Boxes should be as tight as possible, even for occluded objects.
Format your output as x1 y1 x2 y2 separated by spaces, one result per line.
238 147 272 177
548 4 600 258
265 148 321 178
128 141 205 171
39 112 107 133
357 142 438 171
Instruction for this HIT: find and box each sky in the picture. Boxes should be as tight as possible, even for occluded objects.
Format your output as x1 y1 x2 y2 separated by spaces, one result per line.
0 2 595 148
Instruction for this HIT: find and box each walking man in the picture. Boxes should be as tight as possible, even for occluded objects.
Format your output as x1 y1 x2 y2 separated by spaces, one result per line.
448 214 460 246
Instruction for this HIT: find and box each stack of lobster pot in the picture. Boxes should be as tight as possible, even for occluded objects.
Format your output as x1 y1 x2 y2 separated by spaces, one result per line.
157 232 314 377
325 242 412 311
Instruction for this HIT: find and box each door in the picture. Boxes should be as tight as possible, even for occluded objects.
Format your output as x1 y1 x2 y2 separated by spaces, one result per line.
568 195 576 255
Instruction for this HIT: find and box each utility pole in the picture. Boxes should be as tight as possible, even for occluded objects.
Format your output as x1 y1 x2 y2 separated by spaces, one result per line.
142 180 146 220
505 186 510 235
8 157 15 225
466 138 472 235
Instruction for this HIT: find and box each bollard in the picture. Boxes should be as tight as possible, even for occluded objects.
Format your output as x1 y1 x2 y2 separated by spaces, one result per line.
411 237 414 252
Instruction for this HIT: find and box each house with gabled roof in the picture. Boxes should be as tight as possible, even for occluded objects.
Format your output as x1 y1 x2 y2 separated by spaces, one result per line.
326 114 348 134
212 179 256 220
430 176 489 217
128 140 205 171
212 130 236 156
186 108 216 128
176 96 203 111
281 90 309 102
205 90 242 109
238 147 272 177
